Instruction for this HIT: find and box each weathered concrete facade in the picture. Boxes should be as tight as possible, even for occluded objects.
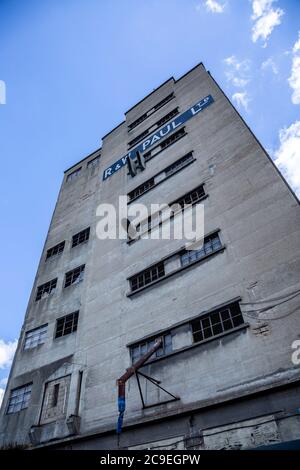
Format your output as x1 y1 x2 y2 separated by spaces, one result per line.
1 63 300 450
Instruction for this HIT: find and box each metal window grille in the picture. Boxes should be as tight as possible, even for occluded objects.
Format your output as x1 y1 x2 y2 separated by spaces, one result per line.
130 333 172 363
181 233 222 267
72 228 90 247
130 262 165 292
46 241 65 260
24 324 47 350
36 278 57 301
55 311 79 338
64 265 85 288
165 152 194 177
172 184 205 208
191 302 244 343
128 93 174 131
7 384 32 414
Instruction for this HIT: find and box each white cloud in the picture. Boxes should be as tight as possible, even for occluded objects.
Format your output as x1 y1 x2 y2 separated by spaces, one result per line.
224 56 251 87
0 388 4 408
0 339 17 369
274 121 300 198
251 0 284 46
261 57 278 74
232 92 250 111
0 378 8 408
204 0 225 13
288 32 300 105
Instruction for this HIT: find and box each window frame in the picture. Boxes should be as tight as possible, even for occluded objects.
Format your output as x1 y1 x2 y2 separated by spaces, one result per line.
46 241 65 261
24 324 48 350
6 383 32 414
72 227 90 248
64 265 85 288
35 278 57 301
55 311 79 339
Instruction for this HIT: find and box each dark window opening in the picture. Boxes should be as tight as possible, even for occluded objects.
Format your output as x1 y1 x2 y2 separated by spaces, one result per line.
36 278 57 301
172 184 205 209
72 227 90 247
128 177 155 201
64 265 85 288
144 127 186 161
130 262 165 292
52 384 60 407
191 302 244 344
46 241 65 260
55 311 79 338
128 93 175 131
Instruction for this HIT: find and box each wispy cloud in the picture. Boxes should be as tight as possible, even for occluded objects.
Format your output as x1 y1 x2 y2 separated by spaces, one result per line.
261 57 278 74
224 56 251 111
203 0 226 13
251 0 284 46
288 32 300 105
0 339 17 369
274 121 300 197
224 56 251 87
232 92 250 111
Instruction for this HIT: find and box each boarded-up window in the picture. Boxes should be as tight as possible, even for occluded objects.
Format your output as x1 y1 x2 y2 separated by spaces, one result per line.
40 375 71 425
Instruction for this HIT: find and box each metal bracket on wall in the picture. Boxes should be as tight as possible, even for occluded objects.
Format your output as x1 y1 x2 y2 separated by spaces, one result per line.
135 370 180 409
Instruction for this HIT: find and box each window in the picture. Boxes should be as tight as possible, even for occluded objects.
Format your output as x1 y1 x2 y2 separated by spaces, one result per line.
55 311 79 338
130 333 172 363
128 93 175 131
72 227 90 247
132 184 205 240
127 152 195 203
130 262 165 292
24 324 47 350
87 156 100 168
128 177 155 201
46 241 65 260
36 278 57 301
64 265 85 288
7 384 32 414
144 127 186 162
128 129 149 149
191 302 244 343
66 167 81 182
127 108 179 149
165 152 194 177
40 376 71 425
155 107 179 128
181 233 222 267
172 184 205 208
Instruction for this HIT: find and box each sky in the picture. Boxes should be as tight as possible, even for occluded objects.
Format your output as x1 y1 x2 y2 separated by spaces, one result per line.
0 0 299 405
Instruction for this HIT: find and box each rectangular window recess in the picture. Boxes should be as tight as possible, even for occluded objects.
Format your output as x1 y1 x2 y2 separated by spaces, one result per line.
128 93 175 131
127 152 195 203
66 167 81 182
143 128 187 163
72 227 90 248
36 278 57 301
126 241 226 297
127 108 179 149
128 184 207 243
46 241 65 260
64 265 85 288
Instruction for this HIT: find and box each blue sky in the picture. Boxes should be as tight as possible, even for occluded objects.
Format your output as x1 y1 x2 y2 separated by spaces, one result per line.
0 0 299 403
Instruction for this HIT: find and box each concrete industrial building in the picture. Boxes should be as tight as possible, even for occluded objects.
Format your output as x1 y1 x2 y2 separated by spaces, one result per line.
1 63 300 449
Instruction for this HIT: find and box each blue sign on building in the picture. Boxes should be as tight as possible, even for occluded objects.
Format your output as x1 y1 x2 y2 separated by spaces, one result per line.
102 94 214 180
